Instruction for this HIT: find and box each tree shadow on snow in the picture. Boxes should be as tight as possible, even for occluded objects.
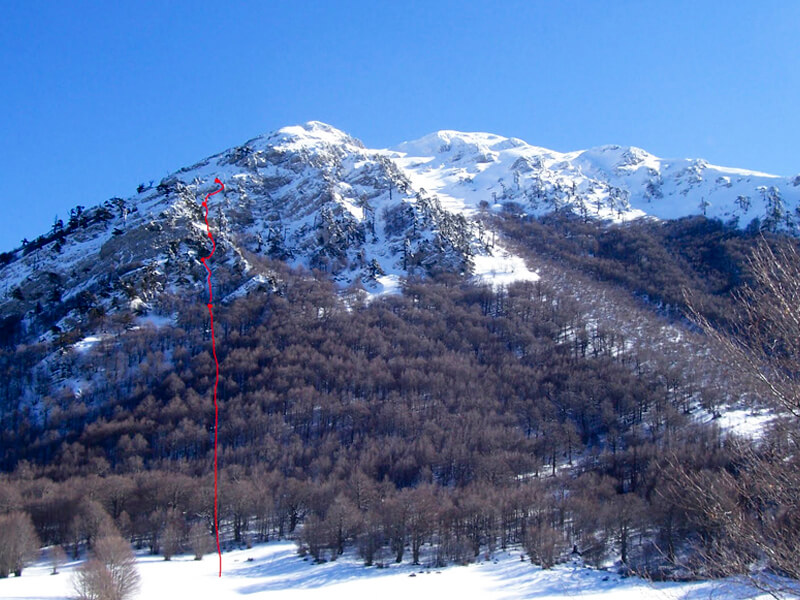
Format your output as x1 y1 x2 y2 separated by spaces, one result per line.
231 545 419 594
484 559 772 600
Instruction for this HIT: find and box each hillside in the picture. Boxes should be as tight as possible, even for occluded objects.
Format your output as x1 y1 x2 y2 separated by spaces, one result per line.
1 122 799 596
3 121 799 351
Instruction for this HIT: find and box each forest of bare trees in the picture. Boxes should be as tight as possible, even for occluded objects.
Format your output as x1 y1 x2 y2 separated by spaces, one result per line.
0 217 798 589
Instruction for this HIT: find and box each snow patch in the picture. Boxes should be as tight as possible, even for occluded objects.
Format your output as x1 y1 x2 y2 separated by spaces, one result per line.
73 335 103 353
473 246 539 288
136 313 176 328
364 274 402 300
714 406 775 439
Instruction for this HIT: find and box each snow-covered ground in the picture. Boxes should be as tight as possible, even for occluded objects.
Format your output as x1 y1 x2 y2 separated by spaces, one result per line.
711 405 776 439
472 244 539 288
388 127 798 228
1 542 783 600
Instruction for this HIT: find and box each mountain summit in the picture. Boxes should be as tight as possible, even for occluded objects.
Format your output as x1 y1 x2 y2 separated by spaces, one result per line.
2 122 798 345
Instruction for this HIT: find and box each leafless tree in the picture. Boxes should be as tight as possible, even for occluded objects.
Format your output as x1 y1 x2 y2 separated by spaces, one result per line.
0 478 22 514
660 441 800 598
50 545 67 575
524 522 563 569
161 512 185 561
187 522 212 560
69 500 116 555
72 535 140 600
0 511 40 577
689 238 800 418
679 238 800 597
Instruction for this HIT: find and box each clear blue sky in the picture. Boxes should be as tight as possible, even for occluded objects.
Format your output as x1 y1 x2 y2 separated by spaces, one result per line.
2 1 798 252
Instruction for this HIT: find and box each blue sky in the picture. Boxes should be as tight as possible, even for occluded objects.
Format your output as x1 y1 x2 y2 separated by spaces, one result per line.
2 1 798 252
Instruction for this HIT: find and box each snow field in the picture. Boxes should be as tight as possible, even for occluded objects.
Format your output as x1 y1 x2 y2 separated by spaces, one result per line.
0 541 780 600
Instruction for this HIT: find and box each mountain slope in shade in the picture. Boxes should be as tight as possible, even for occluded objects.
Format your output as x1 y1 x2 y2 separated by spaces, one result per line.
1 121 797 345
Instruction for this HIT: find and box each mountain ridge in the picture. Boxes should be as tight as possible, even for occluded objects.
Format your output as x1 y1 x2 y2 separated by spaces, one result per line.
2 121 798 349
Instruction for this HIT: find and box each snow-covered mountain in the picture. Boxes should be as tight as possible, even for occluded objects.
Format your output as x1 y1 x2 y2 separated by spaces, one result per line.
392 128 799 226
2 121 798 339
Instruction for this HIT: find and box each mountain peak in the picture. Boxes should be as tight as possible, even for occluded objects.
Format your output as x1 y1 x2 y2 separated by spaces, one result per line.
260 121 365 151
393 129 529 159
3 122 799 338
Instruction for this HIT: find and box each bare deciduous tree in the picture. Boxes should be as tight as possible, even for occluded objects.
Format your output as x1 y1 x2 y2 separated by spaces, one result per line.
72 535 140 600
525 522 563 569
680 238 800 596
0 511 40 577
690 238 800 418
187 522 212 561
0 478 22 514
162 513 185 561
50 545 67 575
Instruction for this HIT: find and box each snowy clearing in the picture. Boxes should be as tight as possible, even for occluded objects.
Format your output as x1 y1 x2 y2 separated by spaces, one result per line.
713 406 776 439
0 542 783 600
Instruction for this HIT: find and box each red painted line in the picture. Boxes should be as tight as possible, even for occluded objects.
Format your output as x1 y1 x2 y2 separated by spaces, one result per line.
200 177 224 577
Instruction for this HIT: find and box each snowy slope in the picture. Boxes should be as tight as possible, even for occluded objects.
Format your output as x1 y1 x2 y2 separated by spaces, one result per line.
0 542 785 600
390 129 800 228
2 120 798 341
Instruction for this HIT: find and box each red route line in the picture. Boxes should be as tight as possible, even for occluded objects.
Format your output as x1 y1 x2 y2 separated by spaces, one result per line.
200 177 224 577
